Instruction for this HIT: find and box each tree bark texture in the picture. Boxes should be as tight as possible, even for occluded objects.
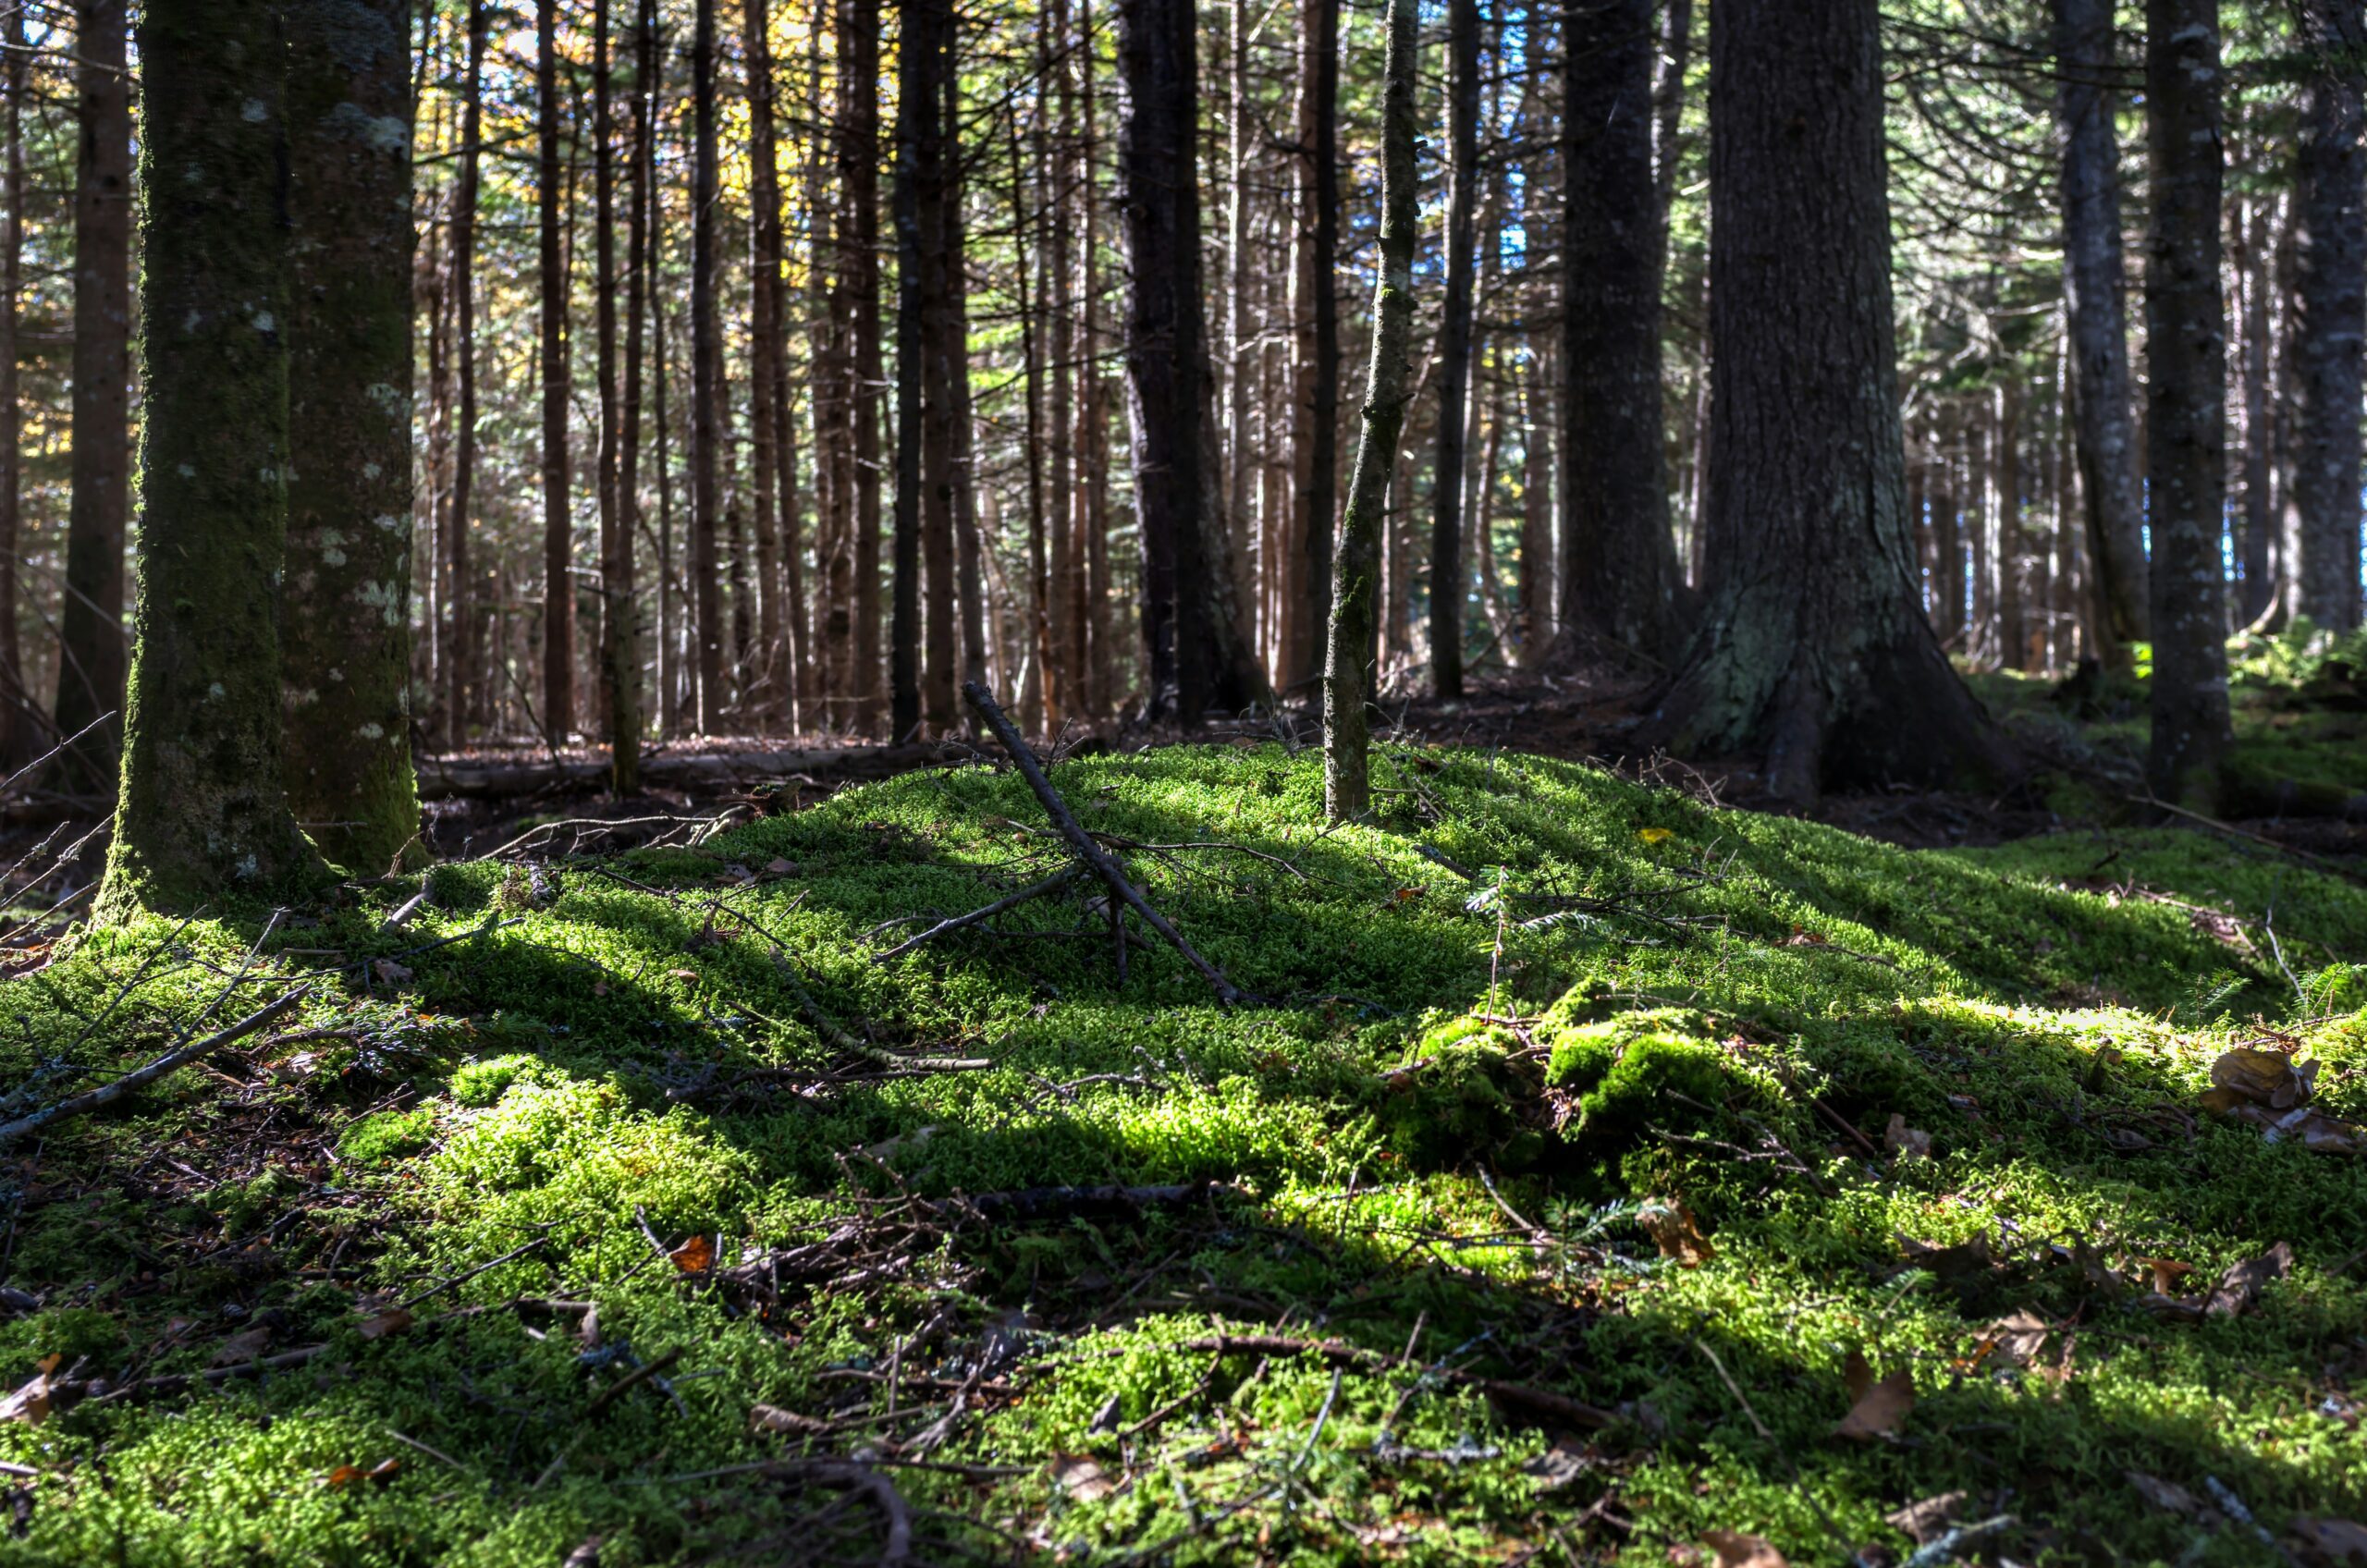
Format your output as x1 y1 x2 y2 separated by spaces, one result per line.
97 0 327 920
2142 0 2232 808
0 3 28 766
1323 0 1416 818
1561 0 1679 659
746 0 793 724
446 2 485 747
2290 0 2365 632
889 0 935 740
1429 0 1478 700
1648 0 2005 805
282 0 423 876
1289 0 1341 695
536 0 574 740
691 0 724 731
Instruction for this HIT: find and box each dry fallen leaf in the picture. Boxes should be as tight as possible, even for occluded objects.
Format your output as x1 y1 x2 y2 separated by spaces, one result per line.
1896 1232 1993 1280
1886 1490 1967 1544
1521 1438 1595 1492
1883 1113 1932 1160
357 1307 413 1341
1050 1453 1115 1502
1637 1198 1715 1266
2208 1047 2314 1110
0 1372 52 1427
749 1403 832 1435
208 1326 274 1366
1784 925 1829 947
1979 1309 2054 1371
2206 1241 2294 1317
1835 1358 1914 1441
2288 1517 2367 1565
765 858 799 876
2127 1471 2200 1516
668 1234 716 1274
372 959 414 985
1700 1528 1788 1568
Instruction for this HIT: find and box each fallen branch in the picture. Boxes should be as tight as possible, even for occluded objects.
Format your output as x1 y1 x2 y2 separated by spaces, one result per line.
961 680 1250 1007
953 1181 1230 1223
872 864 1083 962
769 949 991 1072
0 988 309 1146
415 740 955 802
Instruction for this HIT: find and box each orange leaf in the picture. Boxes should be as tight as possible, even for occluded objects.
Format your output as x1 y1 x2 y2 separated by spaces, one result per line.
325 1464 365 1488
358 1308 413 1341
1637 1198 1715 1267
1835 1365 1914 1441
669 1234 716 1273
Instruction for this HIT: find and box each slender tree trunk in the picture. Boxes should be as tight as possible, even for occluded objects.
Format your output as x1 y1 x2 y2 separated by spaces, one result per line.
282 0 422 876
1650 0 1692 282
96 0 328 920
1997 377 2027 670
2291 0 2365 632
846 0 884 732
1225 0 1256 684
55 0 131 792
890 0 938 739
690 0 724 730
747 0 791 726
1045 0 1076 721
0 3 29 766
1648 0 2008 804
1289 0 1341 696
1429 0 1478 699
2053 0 2146 667
2237 197 2275 625
446 4 485 748
1081 0 1112 715
535 0 574 741
612 0 654 786
2143 0 2232 807
1322 0 1416 816
1561 0 1679 658
946 62 986 707
916 0 959 733
1517 352 1552 660
1010 116 1050 733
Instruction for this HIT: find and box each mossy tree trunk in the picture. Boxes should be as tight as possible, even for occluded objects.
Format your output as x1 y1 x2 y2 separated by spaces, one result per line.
281 0 423 877
1321 0 1416 818
95 0 329 922
2142 0 2233 809
1643 0 2009 807
55 0 131 793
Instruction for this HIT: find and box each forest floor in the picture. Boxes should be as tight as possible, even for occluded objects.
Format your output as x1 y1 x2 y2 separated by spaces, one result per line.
0 630 2363 1566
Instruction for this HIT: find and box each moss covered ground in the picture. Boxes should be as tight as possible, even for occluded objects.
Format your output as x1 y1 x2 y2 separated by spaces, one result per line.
0 710 2363 1564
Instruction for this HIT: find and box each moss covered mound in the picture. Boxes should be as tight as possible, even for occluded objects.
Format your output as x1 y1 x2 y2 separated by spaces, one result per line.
0 741 2362 1564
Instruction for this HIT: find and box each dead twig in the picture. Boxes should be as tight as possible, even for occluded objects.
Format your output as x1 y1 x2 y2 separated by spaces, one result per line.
872 864 1084 962
769 949 991 1072
0 988 309 1146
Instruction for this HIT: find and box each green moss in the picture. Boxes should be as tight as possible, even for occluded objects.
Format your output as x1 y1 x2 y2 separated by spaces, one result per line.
337 1108 435 1165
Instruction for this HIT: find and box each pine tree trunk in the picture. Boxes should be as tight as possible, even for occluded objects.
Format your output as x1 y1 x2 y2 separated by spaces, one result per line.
2143 0 2232 808
1648 0 2007 805
690 0 724 731
1080 0 1112 715
536 0 574 741
1044 0 1076 722
2236 198 2275 625
613 0 654 789
55 0 131 792
1997 377 2027 670
1009 117 1050 734
1289 0 1341 697
1561 0 1679 658
1428 0 1478 700
0 3 28 767
2053 0 2147 667
281 0 422 876
96 0 328 920
746 0 791 726
446 3 485 748
1322 0 1416 817
890 0 935 740
2290 0 2365 632
845 0 884 733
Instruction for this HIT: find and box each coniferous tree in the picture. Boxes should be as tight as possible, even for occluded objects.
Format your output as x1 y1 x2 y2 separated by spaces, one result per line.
1429 0 1478 700
2289 0 2365 632
538 0 574 740
0 0 27 767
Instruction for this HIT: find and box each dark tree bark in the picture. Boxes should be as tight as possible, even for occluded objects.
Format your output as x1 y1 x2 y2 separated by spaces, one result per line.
1561 0 1678 661
1429 0 1478 700
446 2 486 748
55 0 131 792
1118 0 1269 724
1650 0 1691 279
2235 198 2275 626
690 0 724 730
1996 378 2027 670
890 0 941 740
1647 0 2007 805
95 0 328 920
613 0 656 789
282 0 422 876
845 0 885 733
536 0 574 740
2142 0 2232 808
0 2 28 766
1044 0 1077 724
1288 0 1341 695
2053 0 2147 667
595 0 638 788
1323 0 1417 816
1007 116 1051 732
2290 0 2365 633
746 0 792 726
913 0 957 733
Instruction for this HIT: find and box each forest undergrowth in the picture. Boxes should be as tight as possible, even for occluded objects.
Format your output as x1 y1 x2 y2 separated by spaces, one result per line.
0 648 2364 1565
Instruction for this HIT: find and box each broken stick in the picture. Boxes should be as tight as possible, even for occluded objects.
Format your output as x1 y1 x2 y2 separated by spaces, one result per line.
961 680 1251 1008
0 987 310 1146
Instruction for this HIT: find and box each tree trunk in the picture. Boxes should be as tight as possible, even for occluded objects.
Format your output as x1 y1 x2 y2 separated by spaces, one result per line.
1044 0 1076 723
746 0 791 726
2236 196 2275 626
536 0 574 741
1997 377 2027 670
1648 0 2007 805
845 0 884 733
1118 0 1269 724
2053 0 2146 667
1517 350 1552 660
282 0 422 876
1650 0 1692 281
1429 0 1478 700
1288 0 1341 697
446 3 485 749
690 0 724 731
1561 0 1679 658
613 0 654 790
55 0 131 792
2142 0 2232 808
2290 0 2366 633
1322 0 1416 817
946 67 986 709
890 0 938 740
1081 0 1112 715
96 0 328 920
1009 116 1051 733
0 3 29 767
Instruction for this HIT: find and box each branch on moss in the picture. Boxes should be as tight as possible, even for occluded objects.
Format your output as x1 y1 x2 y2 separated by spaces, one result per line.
0 987 309 1147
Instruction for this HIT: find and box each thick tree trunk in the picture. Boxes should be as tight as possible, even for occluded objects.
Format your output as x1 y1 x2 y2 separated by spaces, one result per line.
2053 0 2147 667
2290 0 2365 632
55 0 131 792
1322 0 1416 817
690 0 724 731
1648 0 2007 805
1560 0 1679 659
1288 0 1341 696
2143 0 2232 808
0 5 28 766
96 0 328 920
536 0 574 741
282 0 422 876
1429 0 1478 700
1118 0 1269 724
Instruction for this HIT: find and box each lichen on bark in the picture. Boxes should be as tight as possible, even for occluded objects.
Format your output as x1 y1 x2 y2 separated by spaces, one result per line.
280 0 423 874
94 0 331 921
